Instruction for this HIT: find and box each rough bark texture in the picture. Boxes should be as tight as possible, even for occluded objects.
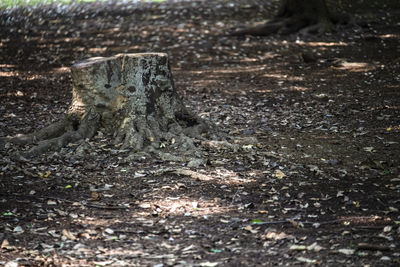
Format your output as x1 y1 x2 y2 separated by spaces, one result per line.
2 53 210 159
231 0 351 36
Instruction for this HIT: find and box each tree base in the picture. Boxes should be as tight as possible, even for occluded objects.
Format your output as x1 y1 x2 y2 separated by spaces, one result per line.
231 15 354 36
231 0 354 36
1 53 216 160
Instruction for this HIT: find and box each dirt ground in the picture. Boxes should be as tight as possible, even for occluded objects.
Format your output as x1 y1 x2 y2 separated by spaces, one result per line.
1 0 400 266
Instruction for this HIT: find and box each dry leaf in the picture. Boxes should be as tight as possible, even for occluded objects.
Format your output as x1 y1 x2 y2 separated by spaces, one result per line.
275 169 286 179
1 239 16 250
139 203 151 209
290 245 307 251
91 191 101 201
62 229 76 240
296 257 317 263
265 231 294 240
338 248 355 255
244 225 258 234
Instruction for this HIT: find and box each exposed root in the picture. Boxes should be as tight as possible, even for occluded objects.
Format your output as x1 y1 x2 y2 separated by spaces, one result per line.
5 119 69 146
298 20 334 36
230 19 288 36
110 109 210 153
27 111 100 157
2 111 100 158
230 16 338 36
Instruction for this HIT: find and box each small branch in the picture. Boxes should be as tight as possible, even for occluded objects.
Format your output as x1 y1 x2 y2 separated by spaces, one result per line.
357 243 390 251
84 203 129 210
46 196 128 210
8 194 128 211
245 217 386 228
251 220 292 225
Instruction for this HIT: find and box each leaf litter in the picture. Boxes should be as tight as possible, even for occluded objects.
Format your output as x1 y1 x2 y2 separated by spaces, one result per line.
0 0 400 266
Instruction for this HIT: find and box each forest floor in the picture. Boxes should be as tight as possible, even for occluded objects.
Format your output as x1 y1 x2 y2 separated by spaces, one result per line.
1 0 400 266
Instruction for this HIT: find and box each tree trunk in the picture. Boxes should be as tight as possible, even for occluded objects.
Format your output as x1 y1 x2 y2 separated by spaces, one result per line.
231 0 344 36
2 53 210 159
277 0 330 20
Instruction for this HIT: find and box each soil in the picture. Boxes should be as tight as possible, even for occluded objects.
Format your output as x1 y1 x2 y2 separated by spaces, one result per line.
1 0 400 266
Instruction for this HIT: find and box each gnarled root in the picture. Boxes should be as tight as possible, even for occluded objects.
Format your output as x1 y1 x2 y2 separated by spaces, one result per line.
113 111 210 154
2 111 99 158
298 19 335 36
231 15 337 36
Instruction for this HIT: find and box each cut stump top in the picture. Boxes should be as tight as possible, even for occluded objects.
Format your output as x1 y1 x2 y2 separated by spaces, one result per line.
71 53 169 70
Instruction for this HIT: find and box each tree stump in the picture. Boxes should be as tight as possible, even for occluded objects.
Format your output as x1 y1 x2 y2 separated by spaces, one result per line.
3 53 210 158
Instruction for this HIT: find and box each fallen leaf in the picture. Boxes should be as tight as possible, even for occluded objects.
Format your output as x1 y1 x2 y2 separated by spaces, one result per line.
91 191 102 201
1 239 16 250
252 219 264 224
290 244 307 251
47 200 57 205
307 242 324 252
40 243 55 250
244 225 258 234
383 226 392 232
62 229 76 240
363 147 375 152
312 222 321 228
265 231 294 240
104 228 114 235
139 203 151 209
39 170 51 178
275 169 286 179
48 230 60 238
338 248 355 255
200 262 219 267
13 226 24 233
257 210 268 214
296 257 317 263
133 172 147 178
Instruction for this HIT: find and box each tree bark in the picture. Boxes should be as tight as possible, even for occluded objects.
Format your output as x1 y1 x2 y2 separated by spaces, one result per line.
231 0 347 36
2 53 210 159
